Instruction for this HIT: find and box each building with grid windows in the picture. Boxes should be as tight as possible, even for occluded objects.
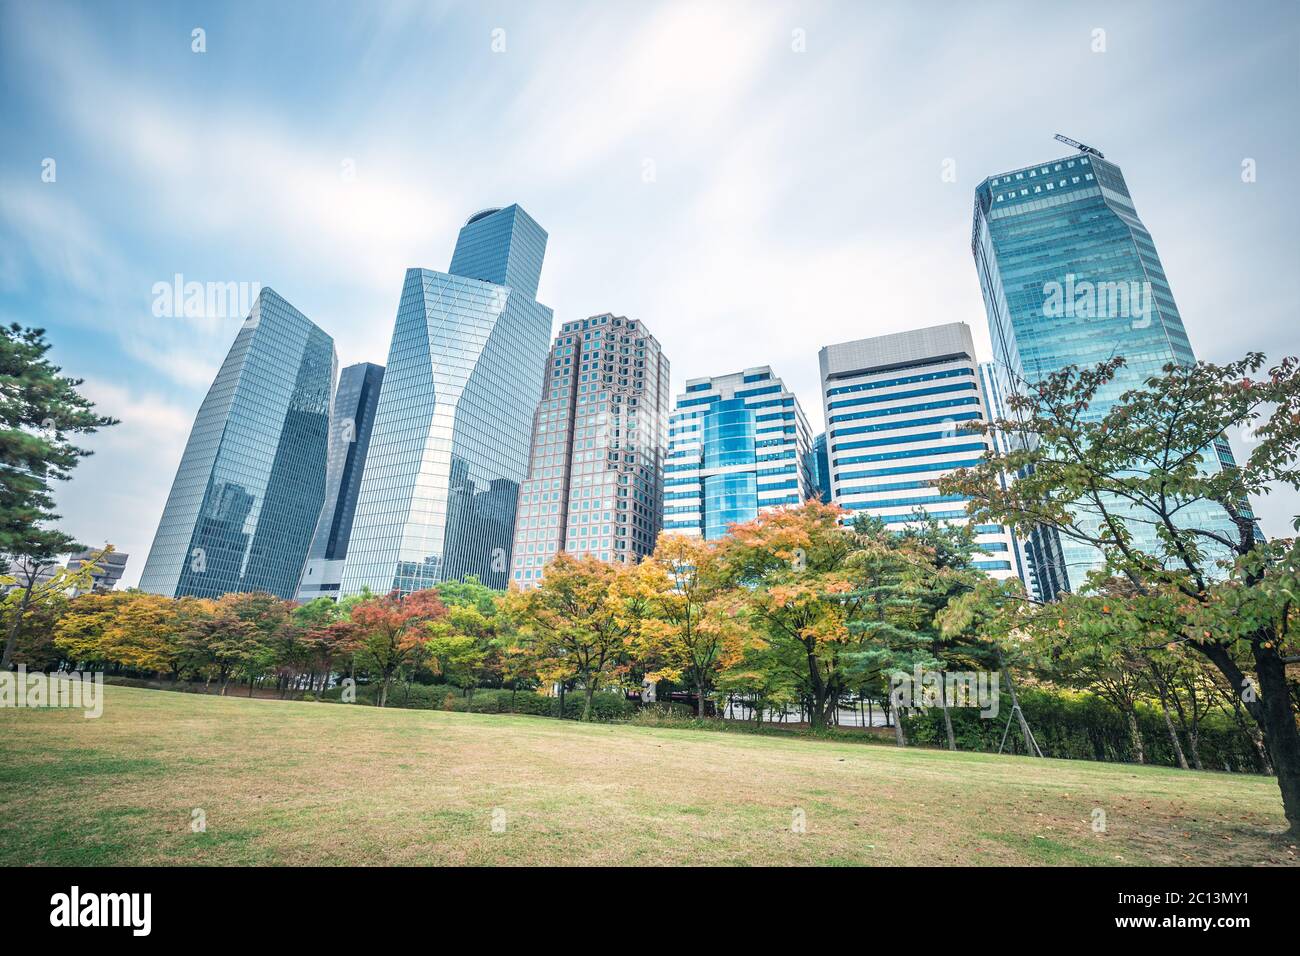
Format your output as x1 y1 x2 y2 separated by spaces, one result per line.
339 205 553 595
509 314 669 587
663 367 813 539
140 289 337 599
295 362 385 600
972 146 1244 592
818 323 1021 584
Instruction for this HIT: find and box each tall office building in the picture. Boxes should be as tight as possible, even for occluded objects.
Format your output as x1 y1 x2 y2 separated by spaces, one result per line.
509 314 669 587
340 205 553 595
663 367 813 539
972 144 1242 592
818 324 1019 583
810 432 831 503
296 362 385 600
140 289 337 599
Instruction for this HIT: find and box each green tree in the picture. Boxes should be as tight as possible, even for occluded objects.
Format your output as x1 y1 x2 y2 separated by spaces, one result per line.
943 352 1300 836
1 324 117 668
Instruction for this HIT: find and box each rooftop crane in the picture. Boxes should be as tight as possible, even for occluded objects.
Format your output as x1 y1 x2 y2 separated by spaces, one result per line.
1053 133 1104 158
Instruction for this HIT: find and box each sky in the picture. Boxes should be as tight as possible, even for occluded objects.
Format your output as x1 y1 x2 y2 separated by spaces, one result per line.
1 0 1297 587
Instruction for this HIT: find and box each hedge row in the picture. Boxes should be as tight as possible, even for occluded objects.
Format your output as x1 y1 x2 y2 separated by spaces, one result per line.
901 687 1266 772
317 682 640 722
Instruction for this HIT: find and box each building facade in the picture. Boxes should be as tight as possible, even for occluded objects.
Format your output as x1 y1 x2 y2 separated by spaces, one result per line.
339 205 553 595
65 548 129 596
663 367 813 539
509 314 669 587
810 432 831 503
972 146 1243 591
295 362 385 600
140 288 336 599
818 324 1020 583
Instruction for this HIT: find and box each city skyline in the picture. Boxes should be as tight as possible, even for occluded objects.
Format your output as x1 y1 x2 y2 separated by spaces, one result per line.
3 1 1297 585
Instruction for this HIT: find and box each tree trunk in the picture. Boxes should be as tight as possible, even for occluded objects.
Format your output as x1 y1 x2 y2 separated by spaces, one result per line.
0 579 35 670
893 706 907 747
582 683 595 721
1126 710 1146 765
938 671 957 751
379 678 390 708
696 681 706 718
1160 699 1189 769
1199 637 1298 834
1253 646 1300 838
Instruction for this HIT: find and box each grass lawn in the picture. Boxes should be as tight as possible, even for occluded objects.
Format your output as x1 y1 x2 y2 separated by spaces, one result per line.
1 683 1295 866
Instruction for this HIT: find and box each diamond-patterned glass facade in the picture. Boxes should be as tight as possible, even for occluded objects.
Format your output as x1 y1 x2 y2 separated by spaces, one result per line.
139 289 337 599
339 205 553 595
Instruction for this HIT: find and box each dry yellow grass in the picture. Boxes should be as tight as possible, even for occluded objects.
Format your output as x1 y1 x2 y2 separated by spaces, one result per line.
0 683 1295 866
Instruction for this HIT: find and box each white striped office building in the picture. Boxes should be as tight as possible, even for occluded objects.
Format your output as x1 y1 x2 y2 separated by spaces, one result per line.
818 323 1021 582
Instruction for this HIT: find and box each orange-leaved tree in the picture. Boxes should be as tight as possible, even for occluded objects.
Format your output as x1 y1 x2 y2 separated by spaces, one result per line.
636 532 755 716
350 589 447 707
505 553 651 720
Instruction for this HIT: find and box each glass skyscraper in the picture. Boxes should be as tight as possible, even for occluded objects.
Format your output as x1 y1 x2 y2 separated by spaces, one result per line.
140 288 337 599
972 146 1242 592
296 362 385 600
810 432 831 504
818 324 1020 584
510 314 669 588
339 205 553 595
664 367 812 539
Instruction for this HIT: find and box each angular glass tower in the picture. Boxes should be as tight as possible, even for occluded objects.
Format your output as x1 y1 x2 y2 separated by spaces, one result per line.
664 367 813 539
296 362 385 600
140 289 337 599
972 146 1242 592
339 205 553 595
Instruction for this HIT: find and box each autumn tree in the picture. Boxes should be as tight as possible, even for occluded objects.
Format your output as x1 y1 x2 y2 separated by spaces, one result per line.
943 353 1300 835
505 554 650 720
350 589 447 707
636 533 753 716
716 499 886 730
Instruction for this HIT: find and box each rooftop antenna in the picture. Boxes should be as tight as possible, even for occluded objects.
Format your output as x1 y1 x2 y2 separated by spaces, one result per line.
1054 133 1104 159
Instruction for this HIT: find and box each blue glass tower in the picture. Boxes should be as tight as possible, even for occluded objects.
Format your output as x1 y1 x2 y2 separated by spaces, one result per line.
296 362 385 600
339 205 553 595
664 367 813 540
140 288 337 599
810 432 831 504
972 146 1242 592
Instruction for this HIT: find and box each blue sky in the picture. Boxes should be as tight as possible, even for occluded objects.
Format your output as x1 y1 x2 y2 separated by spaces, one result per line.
2 0 1297 586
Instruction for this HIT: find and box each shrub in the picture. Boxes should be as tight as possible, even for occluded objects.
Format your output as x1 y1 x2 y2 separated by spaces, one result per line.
901 687 1266 772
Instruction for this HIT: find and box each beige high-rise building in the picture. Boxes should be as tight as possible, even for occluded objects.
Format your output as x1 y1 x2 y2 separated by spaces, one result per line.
509 314 670 588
